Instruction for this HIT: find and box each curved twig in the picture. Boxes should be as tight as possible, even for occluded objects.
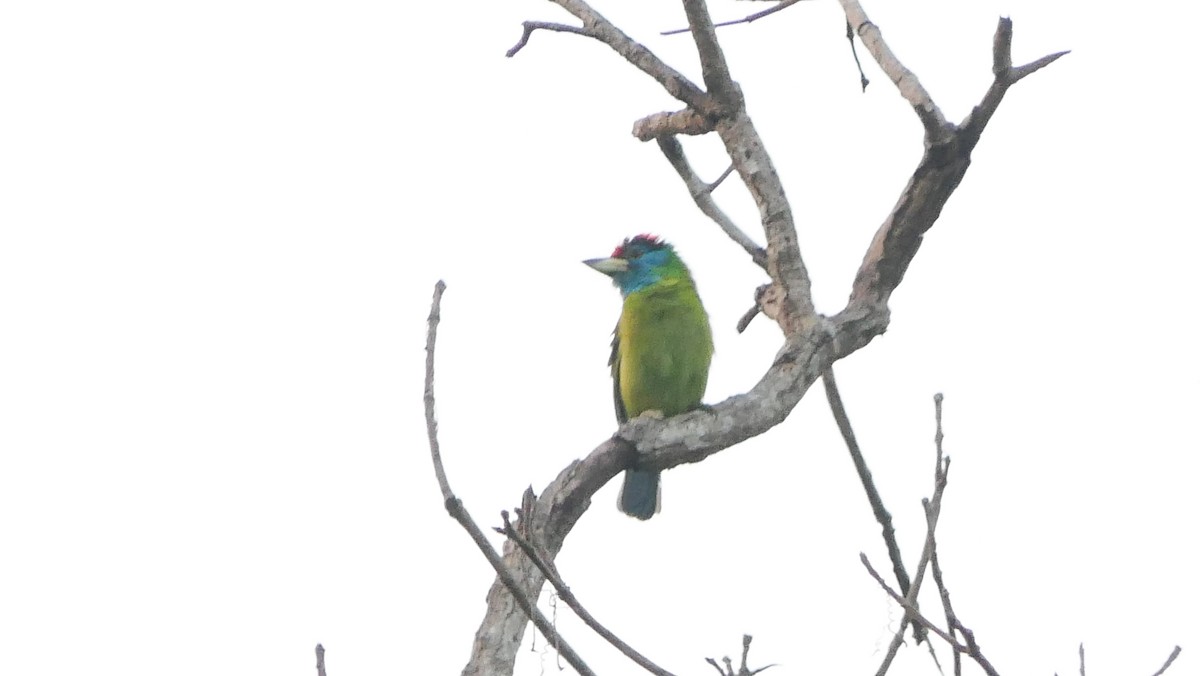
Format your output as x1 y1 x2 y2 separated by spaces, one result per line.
425 282 598 676
498 512 678 676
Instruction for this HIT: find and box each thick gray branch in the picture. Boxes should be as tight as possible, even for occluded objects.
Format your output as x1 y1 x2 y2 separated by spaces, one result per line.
717 111 815 334
681 0 739 104
838 15 1066 337
462 328 840 676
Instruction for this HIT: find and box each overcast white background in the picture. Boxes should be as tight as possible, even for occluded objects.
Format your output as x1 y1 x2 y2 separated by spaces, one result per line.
2 1 1197 675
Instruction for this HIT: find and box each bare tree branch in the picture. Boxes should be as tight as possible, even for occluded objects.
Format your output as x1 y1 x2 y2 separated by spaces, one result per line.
315 644 326 676
845 20 870 92
705 635 775 676
425 281 451 503
1150 646 1182 676
823 368 910 600
864 553 967 654
509 0 721 116
656 135 767 268
425 283 597 676
833 17 1066 349
707 164 736 192
662 0 810 37
497 512 678 676
462 323 839 675
681 0 739 104
735 288 766 334
929 525 962 676
633 109 716 141
871 394 949 676
837 0 948 136
717 112 814 333
960 18 1070 147
506 21 592 58
867 395 1004 676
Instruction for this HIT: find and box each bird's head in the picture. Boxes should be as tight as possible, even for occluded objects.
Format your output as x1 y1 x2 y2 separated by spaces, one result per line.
584 234 685 296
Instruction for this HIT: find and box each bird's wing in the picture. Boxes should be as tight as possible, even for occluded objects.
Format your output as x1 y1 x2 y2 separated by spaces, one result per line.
608 326 628 424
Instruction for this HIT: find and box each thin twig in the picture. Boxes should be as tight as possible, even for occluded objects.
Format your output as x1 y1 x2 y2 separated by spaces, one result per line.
871 394 951 676
512 0 719 116
869 397 1002 676
315 644 326 676
497 512 678 676
423 281 599 676
823 368 911 598
845 20 870 91
425 281 450 503
736 304 761 334
657 135 767 269
704 636 774 676
507 21 592 58
662 0 809 36
707 164 736 193
837 0 947 135
862 554 965 653
1079 643 1085 676
951 618 1001 676
1150 646 1182 676
929 528 961 676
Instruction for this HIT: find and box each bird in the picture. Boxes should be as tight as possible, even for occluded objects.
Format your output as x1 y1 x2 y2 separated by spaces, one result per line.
584 234 713 520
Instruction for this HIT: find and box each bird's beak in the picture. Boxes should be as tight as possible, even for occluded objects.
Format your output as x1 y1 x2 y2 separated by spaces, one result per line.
583 257 629 276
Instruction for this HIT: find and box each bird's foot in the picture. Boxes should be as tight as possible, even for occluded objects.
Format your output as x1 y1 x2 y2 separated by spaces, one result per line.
637 409 666 420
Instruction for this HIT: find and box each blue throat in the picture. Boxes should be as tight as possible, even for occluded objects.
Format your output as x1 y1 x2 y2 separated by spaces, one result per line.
613 249 672 296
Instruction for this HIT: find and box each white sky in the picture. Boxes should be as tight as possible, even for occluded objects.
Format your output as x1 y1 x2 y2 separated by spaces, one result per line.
2 1 1197 675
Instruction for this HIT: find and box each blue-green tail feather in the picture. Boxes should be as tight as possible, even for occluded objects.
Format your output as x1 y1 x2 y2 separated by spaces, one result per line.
618 469 660 520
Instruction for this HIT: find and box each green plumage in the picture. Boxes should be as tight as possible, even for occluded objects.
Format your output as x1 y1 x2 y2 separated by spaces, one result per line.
586 235 713 520
611 277 713 423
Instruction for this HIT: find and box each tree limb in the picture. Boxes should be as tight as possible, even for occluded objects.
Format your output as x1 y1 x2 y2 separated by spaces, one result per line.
834 15 1066 343
462 3 1067 673
509 0 721 117
822 368 914 619
506 21 592 57
656 135 768 269
497 512 678 676
425 283 597 676
681 0 739 104
838 0 949 136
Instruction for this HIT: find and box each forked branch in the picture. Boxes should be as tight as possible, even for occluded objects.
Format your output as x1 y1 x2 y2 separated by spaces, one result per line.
656 135 767 268
834 12 1067 349
456 3 1067 675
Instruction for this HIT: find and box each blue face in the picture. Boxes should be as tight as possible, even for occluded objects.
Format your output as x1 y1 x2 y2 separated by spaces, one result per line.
612 246 672 296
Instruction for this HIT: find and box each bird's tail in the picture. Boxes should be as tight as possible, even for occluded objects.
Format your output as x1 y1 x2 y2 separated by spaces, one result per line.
618 469 661 520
